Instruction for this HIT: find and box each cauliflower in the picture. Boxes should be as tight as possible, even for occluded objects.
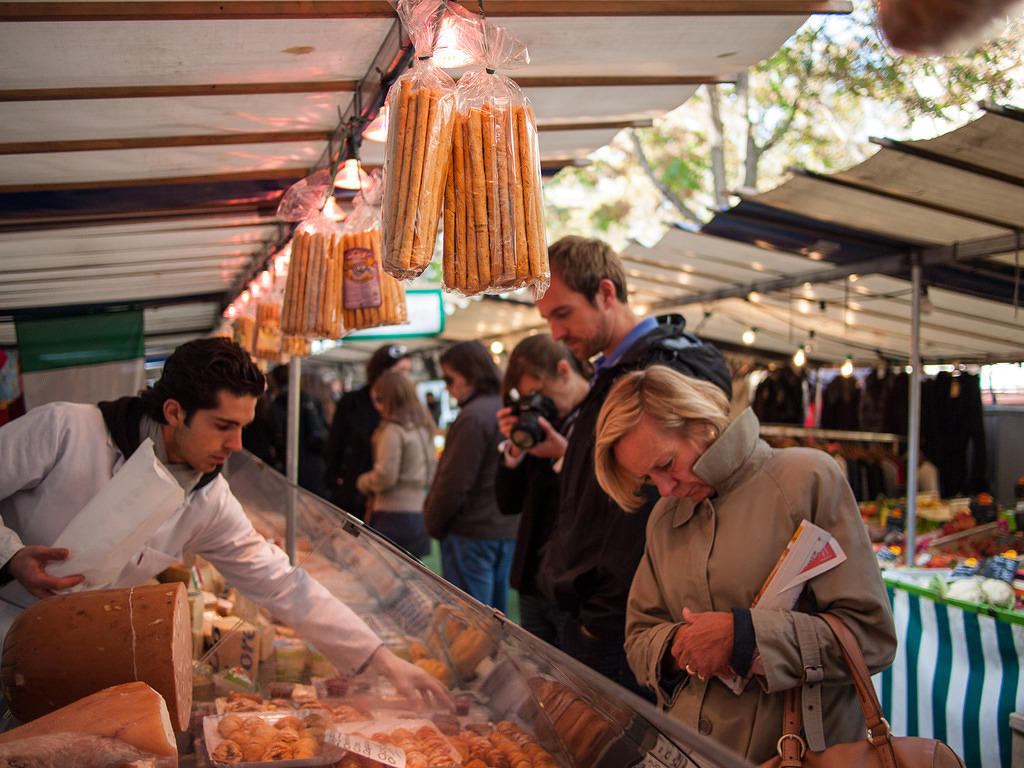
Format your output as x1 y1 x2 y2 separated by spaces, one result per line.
980 578 1016 609
945 577 984 604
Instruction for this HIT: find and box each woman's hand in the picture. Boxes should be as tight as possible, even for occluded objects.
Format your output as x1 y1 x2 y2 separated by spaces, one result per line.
669 607 734 680
361 646 453 711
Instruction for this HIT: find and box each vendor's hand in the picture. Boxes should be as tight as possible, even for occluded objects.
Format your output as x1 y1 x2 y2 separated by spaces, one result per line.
669 607 734 680
522 417 566 460
363 646 453 711
6 546 85 599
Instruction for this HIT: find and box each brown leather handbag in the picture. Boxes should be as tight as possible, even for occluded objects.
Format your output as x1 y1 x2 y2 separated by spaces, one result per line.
760 614 965 768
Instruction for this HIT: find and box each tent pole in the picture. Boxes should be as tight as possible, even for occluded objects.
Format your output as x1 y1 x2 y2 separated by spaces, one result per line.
286 355 301 565
905 257 922 563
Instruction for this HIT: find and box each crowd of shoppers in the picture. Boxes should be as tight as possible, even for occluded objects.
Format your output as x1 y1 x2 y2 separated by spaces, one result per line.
232 235 900 763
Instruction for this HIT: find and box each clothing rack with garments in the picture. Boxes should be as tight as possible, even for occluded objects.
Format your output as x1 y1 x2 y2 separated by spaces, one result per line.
759 425 907 501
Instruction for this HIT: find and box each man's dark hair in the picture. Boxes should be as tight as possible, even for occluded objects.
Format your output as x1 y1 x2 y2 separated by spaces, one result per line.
547 235 629 304
440 341 501 396
139 337 265 423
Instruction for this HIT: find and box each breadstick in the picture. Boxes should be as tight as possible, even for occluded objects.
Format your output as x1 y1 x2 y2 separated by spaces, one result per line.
481 102 503 286
443 156 456 289
425 94 456 271
412 89 441 272
385 78 413 261
398 89 432 271
494 103 520 285
281 237 299 333
510 111 529 286
467 108 491 291
452 115 472 292
288 232 309 333
518 106 546 278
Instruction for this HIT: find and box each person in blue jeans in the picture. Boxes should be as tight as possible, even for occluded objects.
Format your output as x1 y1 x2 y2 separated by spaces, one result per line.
423 341 519 613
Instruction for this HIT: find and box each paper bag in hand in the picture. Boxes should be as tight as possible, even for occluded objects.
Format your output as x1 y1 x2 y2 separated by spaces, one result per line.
46 437 185 590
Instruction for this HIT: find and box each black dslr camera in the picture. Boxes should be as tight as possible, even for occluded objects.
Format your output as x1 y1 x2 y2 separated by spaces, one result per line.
507 391 558 450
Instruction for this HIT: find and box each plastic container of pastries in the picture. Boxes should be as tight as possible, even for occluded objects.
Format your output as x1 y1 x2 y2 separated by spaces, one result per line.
204 710 343 766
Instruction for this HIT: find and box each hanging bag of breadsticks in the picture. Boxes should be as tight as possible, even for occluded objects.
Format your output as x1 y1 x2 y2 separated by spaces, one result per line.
280 210 345 340
380 0 461 280
443 17 549 297
253 265 285 362
342 171 409 332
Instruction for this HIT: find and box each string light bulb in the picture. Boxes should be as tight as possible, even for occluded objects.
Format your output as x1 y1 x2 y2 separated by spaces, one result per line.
793 345 806 367
362 105 389 143
840 355 854 377
490 340 505 355
322 195 347 221
742 327 757 345
333 159 369 190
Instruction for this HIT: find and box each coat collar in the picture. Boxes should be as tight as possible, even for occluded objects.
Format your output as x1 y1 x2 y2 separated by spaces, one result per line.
667 408 767 527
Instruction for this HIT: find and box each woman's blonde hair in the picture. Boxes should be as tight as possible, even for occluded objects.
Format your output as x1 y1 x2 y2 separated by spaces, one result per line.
595 365 731 511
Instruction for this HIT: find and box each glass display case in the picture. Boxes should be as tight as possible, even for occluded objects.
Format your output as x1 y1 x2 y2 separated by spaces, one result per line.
190 451 750 768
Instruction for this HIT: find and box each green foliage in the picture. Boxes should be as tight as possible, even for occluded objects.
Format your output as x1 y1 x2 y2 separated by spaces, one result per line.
543 0 1024 244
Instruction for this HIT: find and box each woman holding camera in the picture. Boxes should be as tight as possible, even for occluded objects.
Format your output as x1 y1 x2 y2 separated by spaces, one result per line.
496 335 591 646
424 341 519 612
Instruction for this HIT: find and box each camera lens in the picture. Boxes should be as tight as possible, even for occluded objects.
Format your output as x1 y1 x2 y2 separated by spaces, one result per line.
510 414 545 450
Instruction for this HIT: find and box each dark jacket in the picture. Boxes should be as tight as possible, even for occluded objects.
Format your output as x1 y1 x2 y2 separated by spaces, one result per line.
536 314 731 644
423 392 518 540
323 386 379 519
271 390 330 498
494 408 578 596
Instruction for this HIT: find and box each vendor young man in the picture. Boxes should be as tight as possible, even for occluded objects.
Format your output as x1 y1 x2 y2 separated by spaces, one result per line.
531 236 732 697
0 337 449 707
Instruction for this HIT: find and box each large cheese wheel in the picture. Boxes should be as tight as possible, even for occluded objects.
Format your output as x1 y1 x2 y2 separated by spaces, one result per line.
0 681 176 756
1 582 192 730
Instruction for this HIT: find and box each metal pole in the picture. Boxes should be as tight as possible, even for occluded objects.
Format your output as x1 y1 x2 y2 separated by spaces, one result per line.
905 259 922 564
286 355 301 565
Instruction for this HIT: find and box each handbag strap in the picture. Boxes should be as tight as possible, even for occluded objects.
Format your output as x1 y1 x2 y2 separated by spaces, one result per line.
772 614 898 768
818 614 893 750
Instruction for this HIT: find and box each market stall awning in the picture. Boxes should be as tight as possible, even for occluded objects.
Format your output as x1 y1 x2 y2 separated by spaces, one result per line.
0 1 845 355
628 104 1024 366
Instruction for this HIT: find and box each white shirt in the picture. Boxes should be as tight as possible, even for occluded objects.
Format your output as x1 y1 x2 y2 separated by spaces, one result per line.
0 401 382 674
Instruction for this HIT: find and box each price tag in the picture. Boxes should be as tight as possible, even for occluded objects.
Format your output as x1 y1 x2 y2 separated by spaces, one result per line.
326 730 406 767
633 756 669 768
648 734 689 768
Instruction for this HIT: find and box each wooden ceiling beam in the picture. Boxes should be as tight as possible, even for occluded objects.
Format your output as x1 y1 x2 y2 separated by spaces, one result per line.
517 75 729 87
0 206 283 234
0 1 849 21
0 168 308 194
538 118 653 132
0 81 359 102
0 131 330 155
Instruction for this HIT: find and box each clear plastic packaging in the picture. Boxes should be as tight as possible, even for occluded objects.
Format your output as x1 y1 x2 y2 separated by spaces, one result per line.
443 18 549 298
380 0 459 280
342 174 409 332
280 212 345 340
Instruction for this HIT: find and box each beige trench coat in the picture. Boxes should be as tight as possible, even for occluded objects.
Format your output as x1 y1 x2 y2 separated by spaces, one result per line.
625 408 896 763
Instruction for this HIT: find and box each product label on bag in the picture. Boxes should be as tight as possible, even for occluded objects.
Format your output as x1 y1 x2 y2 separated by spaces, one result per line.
343 246 382 309
326 731 405 767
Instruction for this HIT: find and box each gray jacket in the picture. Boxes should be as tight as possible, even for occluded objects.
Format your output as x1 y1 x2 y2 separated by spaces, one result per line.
356 420 436 514
422 392 518 540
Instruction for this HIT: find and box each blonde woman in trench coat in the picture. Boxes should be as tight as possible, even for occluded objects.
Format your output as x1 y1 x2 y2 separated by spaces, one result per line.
595 365 896 764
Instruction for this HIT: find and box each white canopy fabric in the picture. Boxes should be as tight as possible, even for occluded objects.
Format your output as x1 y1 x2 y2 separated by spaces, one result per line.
0 0 861 359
